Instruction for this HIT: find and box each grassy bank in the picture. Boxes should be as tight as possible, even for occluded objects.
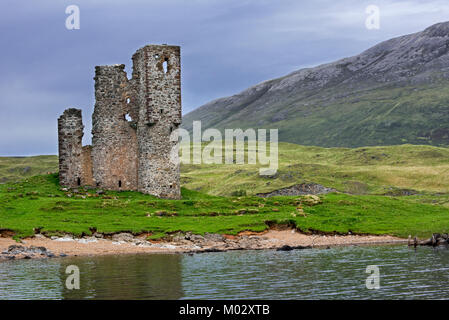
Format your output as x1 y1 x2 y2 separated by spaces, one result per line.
1 142 448 240
0 174 448 239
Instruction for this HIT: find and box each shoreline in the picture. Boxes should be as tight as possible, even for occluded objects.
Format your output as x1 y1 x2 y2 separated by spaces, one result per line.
0 230 408 261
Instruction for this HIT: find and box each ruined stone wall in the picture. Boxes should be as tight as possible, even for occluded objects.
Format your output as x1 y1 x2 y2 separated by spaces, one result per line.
132 45 182 199
59 44 182 199
91 64 139 191
81 145 94 186
58 108 84 188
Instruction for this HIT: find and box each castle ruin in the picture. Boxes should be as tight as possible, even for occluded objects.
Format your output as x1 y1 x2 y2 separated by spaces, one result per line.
58 44 182 199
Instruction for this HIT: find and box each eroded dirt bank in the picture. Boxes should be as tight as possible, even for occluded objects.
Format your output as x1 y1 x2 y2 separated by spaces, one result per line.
0 230 407 261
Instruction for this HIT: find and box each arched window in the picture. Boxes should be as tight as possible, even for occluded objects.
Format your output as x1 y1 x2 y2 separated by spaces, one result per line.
163 58 168 74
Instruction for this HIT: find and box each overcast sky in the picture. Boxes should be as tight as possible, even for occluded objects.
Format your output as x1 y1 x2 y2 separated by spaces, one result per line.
1 0 449 155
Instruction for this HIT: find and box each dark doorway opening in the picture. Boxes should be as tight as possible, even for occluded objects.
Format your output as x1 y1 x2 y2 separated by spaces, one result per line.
119 180 122 188
77 178 81 186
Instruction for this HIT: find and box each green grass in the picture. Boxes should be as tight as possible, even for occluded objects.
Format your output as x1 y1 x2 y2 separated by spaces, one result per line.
1 143 449 239
0 173 448 239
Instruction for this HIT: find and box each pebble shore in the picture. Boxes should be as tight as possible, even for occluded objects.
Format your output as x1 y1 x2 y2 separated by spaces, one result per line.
0 230 407 261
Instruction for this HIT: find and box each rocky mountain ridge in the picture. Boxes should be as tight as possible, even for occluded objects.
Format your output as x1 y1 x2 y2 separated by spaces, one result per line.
182 22 449 147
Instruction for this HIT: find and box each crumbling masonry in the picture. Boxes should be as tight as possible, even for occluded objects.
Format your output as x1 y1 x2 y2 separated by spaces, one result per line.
58 45 182 199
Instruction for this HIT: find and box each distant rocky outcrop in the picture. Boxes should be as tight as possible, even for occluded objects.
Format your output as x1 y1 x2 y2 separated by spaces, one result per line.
256 183 336 197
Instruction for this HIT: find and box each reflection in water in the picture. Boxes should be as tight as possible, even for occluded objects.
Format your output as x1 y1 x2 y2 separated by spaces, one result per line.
0 254 183 300
1 245 449 299
60 254 183 300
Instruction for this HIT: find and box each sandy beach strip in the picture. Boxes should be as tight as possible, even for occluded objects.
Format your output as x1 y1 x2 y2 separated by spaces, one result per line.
0 230 408 260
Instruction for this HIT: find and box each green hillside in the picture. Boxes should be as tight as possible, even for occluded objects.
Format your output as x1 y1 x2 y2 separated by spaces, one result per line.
183 81 449 149
1 143 449 196
0 156 58 184
182 142 449 196
274 83 449 148
240 83 447 147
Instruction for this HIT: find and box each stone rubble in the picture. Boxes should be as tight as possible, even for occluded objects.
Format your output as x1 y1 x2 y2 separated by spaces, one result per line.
409 233 449 247
0 245 60 260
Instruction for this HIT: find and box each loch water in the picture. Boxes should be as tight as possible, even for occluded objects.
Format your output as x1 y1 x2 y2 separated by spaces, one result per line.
1 245 449 299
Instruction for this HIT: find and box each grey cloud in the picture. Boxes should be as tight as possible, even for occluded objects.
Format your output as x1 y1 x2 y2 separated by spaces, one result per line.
1 0 449 155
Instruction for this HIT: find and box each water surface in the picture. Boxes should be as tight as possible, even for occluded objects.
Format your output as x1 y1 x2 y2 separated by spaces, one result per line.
1 245 449 299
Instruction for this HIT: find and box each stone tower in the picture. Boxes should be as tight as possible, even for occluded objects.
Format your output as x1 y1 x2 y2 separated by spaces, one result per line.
58 44 182 199
133 45 182 199
58 109 84 188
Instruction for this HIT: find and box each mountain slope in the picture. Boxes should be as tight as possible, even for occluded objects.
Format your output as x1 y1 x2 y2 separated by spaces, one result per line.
182 22 449 147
